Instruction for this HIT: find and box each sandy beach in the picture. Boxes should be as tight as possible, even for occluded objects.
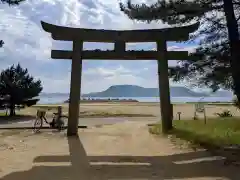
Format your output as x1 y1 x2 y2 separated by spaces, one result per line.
18 102 240 120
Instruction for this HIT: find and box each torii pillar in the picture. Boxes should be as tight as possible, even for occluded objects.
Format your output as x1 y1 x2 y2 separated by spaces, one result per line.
157 40 172 133
67 41 83 136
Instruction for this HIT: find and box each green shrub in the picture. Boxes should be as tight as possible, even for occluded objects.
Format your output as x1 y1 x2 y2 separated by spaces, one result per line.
215 110 233 118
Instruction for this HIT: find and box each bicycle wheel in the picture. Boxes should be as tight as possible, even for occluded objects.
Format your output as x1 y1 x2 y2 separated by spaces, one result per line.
33 117 43 133
57 120 65 131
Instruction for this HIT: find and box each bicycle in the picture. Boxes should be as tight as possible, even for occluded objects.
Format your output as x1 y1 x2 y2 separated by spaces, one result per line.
33 108 65 133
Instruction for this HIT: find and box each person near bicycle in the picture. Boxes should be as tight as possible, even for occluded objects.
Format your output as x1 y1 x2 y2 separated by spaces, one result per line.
51 106 64 129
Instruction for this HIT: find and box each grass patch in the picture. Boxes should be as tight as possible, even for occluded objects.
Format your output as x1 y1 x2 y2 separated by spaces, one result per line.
0 112 6 116
149 118 240 149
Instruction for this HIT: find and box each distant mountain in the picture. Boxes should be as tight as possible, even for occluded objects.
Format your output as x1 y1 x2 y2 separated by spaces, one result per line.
82 85 207 97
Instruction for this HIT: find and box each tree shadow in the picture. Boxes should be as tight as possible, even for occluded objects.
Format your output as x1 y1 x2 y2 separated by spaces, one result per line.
1 135 239 180
0 115 34 124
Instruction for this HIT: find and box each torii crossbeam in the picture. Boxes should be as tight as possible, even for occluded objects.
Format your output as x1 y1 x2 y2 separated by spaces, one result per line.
41 21 198 136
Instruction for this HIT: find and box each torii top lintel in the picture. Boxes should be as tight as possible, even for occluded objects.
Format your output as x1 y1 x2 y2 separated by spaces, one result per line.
41 21 199 43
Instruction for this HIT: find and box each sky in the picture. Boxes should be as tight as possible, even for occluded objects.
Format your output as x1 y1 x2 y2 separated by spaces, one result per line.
0 0 198 94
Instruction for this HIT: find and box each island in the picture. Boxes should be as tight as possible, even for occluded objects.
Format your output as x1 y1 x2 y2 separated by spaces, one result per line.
62 85 233 103
81 85 207 97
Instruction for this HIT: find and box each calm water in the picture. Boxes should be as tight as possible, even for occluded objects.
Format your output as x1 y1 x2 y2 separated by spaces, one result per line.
37 94 234 104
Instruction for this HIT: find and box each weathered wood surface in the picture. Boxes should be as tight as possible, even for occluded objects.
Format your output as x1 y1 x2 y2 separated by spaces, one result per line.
51 50 189 60
41 21 199 42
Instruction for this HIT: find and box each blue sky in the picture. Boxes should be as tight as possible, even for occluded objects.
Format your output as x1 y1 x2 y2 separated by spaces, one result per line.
0 0 198 93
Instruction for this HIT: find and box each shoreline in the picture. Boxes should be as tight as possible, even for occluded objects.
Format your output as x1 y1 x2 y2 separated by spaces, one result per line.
37 95 234 105
64 98 139 103
36 101 234 106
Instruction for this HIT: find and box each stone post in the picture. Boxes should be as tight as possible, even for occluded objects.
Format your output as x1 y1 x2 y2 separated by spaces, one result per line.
157 40 173 133
67 40 83 136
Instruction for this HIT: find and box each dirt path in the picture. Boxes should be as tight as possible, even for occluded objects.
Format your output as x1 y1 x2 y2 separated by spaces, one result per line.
0 117 158 129
0 121 239 180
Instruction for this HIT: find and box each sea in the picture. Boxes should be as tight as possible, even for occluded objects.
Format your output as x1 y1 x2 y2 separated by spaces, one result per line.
37 93 234 104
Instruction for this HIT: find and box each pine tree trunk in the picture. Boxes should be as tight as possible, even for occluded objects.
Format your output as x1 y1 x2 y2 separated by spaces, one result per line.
223 0 240 100
9 103 15 117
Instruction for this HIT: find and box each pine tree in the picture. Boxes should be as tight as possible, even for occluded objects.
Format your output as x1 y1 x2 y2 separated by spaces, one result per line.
120 0 240 99
0 64 42 116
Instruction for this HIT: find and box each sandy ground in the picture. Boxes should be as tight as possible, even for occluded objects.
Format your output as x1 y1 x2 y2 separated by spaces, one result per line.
20 102 240 120
0 121 239 180
0 117 158 128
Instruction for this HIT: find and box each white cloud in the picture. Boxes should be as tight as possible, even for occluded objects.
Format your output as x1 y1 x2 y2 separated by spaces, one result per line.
81 61 193 93
36 74 71 93
84 65 130 77
81 65 158 93
168 45 197 53
0 0 196 93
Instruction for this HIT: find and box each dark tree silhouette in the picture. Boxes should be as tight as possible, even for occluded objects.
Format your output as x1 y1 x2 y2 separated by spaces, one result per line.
1 0 24 5
0 64 42 116
120 0 240 99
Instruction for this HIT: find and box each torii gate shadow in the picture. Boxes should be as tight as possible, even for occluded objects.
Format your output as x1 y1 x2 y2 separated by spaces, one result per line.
1 135 239 180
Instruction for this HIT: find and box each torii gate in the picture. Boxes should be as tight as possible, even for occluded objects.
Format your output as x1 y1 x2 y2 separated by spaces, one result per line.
41 21 198 136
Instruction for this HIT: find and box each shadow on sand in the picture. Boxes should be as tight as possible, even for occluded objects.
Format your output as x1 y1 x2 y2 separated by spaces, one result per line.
1 135 239 180
0 115 34 124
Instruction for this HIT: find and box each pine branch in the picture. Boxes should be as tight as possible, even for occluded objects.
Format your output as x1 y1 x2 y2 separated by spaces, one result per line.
233 0 240 6
120 0 223 25
0 40 4 48
1 0 25 5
